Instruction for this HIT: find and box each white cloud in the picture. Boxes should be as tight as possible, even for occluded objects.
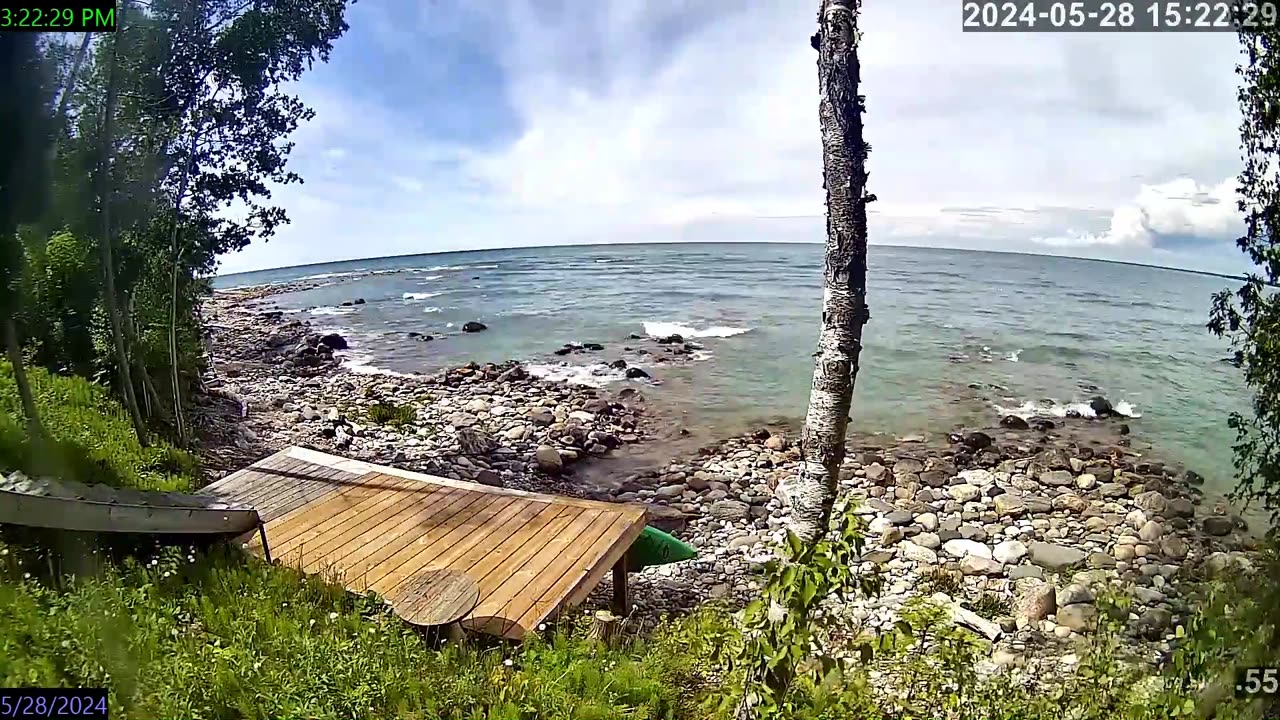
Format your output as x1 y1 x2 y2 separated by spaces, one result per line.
217 0 1249 274
1036 177 1241 248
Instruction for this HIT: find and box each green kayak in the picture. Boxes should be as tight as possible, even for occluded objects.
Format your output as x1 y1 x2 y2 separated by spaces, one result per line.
627 525 697 571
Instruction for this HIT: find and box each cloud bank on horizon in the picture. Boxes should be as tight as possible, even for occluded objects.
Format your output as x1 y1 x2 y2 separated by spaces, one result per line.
218 0 1249 276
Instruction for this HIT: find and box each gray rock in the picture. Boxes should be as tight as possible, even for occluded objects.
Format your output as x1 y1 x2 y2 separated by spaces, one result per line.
655 484 686 499
864 463 887 482
960 555 1004 576
1009 564 1044 580
1075 473 1097 490
894 458 925 474
1135 607 1173 638
1057 583 1095 606
1039 470 1074 487
1202 516 1233 536
919 470 949 488
1165 498 1195 519
881 527 906 546
1160 535 1189 560
948 484 981 502
900 541 939 564
527 407 555 425
535 445 564 475
1014 579 1056 623
1138 520 1164 542
1133 491 1168 517
886 509 914 526
916 512 939 531
914 532 941 550
1057 604 1098 632
1052 494 1088 513
1029 542 1086 571
1087 552 1117 569
942 538 992 560
994 494 1027 517
1099 482 1128 498
709 500 750 520
993 540 1028 564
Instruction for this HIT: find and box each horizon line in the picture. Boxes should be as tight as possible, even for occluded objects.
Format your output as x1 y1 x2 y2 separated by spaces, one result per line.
215 240 1250 283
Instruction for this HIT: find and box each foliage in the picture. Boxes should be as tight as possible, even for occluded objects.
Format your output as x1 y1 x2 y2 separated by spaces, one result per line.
0 542 726 720
1209 6 1280 529
0 360 195 491
723 501 882 719
368 401 417 427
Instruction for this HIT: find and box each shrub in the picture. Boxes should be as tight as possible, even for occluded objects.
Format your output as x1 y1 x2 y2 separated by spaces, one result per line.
368 401 416 427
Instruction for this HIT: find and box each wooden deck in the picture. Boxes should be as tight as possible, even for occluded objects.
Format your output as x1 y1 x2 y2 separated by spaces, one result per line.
199 446 648 639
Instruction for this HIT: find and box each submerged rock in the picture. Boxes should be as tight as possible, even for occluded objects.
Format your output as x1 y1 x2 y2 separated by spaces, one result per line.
462 321 488 333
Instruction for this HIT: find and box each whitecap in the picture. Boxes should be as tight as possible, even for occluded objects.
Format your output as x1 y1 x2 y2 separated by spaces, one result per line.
642 320 751 339
1007 349 1022 362
403 292 441 300
527 362 629 388
1113 401 1143 418
297 270 362 282
422 306 442 314
339 353 416 378
310 306 356 316
994 399 1142 419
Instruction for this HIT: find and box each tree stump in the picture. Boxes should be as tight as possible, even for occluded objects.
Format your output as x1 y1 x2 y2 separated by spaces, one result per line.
587 610 624 647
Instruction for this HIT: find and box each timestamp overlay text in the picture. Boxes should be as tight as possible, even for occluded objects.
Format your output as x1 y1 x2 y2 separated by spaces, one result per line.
963 0 1279 31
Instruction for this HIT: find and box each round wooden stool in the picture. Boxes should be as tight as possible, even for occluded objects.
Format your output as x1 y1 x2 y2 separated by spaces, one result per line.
387 570 481 640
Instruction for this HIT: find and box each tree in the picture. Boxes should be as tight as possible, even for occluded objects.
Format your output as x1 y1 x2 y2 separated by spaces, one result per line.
95 0 151 445
1210 14 1280 532
789 0 874 545
0 34 54 442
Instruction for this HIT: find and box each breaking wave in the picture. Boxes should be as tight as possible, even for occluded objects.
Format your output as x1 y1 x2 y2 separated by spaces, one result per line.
642 321 751 339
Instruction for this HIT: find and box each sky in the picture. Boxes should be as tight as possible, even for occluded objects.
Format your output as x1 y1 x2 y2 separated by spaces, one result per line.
217 0 1250 276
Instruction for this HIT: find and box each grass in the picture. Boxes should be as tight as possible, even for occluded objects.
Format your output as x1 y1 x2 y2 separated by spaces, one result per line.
0 361 196 492
368 401 417 427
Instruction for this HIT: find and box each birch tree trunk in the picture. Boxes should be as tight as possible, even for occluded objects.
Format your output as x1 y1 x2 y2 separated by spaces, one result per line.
790 0 872 544
95 0 149 446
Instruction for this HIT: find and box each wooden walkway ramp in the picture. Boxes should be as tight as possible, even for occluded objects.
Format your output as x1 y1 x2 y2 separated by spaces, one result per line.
200 446 647 639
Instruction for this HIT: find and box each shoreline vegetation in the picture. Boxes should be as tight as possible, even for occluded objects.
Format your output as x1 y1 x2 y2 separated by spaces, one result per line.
0 274 1275 719
1 2 1278 719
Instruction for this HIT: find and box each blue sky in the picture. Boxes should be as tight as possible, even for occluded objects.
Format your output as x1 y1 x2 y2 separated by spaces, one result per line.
218 0 1250 275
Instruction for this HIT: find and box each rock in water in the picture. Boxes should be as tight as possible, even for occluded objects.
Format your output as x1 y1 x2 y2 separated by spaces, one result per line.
962 431 993 450
1000 414 1030 430
625 367 650 379
462 321 488 333
1089 396 1115 417
319 333 348 350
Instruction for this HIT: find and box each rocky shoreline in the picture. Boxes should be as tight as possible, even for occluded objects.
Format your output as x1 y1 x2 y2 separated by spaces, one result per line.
196 281 1260 684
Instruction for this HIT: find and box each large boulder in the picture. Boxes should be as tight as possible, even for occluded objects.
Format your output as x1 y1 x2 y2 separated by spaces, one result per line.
1014 579 1056 623
535 445 564 475
462 321 488 333
1089 396 1115 417
318 333 348 350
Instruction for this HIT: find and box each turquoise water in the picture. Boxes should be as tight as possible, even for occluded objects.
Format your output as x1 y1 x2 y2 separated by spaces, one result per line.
217 243 1249 494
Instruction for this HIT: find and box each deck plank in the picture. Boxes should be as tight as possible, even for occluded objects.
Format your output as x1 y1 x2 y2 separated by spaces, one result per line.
261 472 423 549
225 447 650 638
467 509 611 636
266 474 426 556
295 486 482 574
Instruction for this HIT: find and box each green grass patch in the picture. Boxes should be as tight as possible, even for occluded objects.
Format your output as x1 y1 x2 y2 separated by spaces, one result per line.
368 401 417 427
0 361 196 492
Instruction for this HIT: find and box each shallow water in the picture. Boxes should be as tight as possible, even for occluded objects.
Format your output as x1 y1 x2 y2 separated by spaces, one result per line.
217 243 1249 496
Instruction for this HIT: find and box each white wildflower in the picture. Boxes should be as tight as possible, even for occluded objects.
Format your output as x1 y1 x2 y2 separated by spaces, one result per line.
537 623 546 632
328 612 339 621
309 619 316 627
503 659 513 667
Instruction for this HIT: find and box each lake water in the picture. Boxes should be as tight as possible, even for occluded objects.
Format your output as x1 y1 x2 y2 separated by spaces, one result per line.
216 243 1249 496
